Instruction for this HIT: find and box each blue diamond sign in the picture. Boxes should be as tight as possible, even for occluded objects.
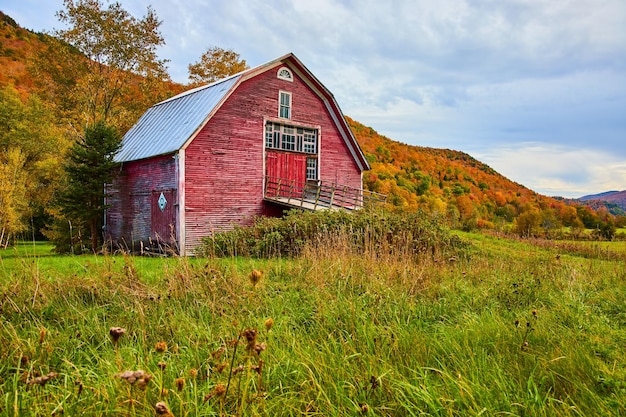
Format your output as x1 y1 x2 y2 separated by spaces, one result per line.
158 192 167 212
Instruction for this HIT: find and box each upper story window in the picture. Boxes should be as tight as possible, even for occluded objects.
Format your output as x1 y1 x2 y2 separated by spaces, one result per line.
265 121 317 154
279 91 291 119
277 67 293 82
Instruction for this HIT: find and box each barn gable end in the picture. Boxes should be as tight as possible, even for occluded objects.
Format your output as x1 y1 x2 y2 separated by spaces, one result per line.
106 53 372 255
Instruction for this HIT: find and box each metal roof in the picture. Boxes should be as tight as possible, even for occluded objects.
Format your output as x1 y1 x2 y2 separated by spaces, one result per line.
114 74 241 162
114 53 370 171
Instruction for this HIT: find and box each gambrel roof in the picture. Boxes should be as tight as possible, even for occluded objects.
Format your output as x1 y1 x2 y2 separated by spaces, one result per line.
114 53 370 171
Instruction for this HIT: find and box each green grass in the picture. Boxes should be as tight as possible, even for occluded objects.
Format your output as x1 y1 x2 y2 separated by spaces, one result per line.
1 233 625 416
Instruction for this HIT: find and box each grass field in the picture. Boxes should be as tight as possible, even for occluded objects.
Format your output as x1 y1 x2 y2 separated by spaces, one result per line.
1 233 625 416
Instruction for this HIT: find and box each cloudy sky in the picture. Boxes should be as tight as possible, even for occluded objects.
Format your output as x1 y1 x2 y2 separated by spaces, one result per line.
3 0 625 198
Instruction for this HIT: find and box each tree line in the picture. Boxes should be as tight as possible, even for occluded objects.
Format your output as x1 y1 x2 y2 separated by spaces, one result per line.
0 0 247 251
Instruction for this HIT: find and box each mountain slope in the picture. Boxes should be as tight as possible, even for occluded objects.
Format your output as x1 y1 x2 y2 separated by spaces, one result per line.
2 11 622 233
0 12 47 95
347 116 598 229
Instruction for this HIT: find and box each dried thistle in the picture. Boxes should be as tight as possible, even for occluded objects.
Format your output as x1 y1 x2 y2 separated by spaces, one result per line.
203 383 226 402
211 346 225 360
215 362 228 373
39 328 46 344
248 269 263 288
231 364 245 375
28 372 58 387
264 317 274 332
155 341 168 353
155 401 174 416
109 327 126 344
158 361 167 370
253 342 267 355
189 368 198 378
242 328 258 352
175 377 185 391
117 370 152 387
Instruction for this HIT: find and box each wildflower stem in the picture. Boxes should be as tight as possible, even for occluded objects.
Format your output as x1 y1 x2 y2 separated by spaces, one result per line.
225 333 241 399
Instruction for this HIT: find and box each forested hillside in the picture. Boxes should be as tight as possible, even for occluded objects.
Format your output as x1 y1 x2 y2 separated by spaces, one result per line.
578 190 626 213
0 10 623 246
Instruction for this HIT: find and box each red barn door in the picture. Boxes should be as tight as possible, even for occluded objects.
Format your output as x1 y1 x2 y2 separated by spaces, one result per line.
151 189 177 243
266 150 307 193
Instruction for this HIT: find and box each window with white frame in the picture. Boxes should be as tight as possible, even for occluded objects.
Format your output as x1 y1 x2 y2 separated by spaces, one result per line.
281 126 296 151
265 123 274 148
306 157 318 180
279 91 291 119
265 121 317 154
277 67 293 81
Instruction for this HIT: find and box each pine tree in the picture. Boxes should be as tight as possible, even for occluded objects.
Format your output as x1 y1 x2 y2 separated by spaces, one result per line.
60 121 121 252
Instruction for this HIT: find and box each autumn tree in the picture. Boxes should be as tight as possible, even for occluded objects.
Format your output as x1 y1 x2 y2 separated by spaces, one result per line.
514 206 543 238
0 148 28 247
188 46 249 86
58 122 121 253
33 0 171 131
0 86 67 245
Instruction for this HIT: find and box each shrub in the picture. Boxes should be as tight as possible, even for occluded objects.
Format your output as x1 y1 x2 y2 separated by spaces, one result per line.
198 208 463 260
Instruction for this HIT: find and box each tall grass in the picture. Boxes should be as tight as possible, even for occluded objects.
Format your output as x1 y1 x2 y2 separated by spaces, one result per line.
0 219 624 415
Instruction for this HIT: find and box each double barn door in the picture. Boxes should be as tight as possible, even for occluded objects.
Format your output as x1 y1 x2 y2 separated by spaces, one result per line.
266 151 307 186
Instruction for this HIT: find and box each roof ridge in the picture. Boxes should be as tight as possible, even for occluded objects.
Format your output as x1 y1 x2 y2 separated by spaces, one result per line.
157 72 244 106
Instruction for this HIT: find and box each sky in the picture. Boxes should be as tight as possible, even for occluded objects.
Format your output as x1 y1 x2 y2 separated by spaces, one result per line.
2 0 625 198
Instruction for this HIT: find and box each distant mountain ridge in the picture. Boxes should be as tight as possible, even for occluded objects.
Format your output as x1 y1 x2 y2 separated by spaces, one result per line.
577 190 626 213
579 190 625 201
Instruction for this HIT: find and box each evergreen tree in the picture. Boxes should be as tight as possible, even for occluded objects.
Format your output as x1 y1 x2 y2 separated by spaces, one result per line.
59 122 121 252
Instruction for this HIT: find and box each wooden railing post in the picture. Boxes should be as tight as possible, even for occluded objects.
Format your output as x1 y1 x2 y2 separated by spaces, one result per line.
314 184 321 210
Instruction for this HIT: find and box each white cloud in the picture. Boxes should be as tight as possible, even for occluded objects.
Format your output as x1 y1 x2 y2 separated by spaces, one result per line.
475 143 626 197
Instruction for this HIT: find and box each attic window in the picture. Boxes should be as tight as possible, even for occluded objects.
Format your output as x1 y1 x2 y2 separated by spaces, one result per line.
277 67 293 82
279 91 291 119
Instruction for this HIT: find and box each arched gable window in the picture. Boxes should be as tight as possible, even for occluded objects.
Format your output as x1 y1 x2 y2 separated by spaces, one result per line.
277 67 293 82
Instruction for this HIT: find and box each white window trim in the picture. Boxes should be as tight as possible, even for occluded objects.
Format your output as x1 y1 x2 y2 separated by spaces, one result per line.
279 91 291 119
306 157 318 180
264 120 319 155
277 67 293 82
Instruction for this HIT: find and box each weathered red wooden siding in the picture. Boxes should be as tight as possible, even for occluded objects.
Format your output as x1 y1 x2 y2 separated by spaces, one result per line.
183 67 362 253
106 154 177 250
151 189 177 242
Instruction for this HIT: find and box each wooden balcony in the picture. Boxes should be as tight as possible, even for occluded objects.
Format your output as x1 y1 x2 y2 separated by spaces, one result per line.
264 176 386 211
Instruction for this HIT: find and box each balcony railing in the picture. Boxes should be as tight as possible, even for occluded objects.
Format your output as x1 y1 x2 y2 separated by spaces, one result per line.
264 176 386 211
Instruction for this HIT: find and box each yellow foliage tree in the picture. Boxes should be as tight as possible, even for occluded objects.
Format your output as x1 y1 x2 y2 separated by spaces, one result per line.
188 46 249 86
0 148 28 247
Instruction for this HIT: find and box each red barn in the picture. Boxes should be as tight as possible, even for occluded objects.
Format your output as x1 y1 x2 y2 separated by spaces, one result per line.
105 53 376 255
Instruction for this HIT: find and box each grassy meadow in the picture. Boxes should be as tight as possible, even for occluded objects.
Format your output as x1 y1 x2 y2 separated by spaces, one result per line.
1 219 625 416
